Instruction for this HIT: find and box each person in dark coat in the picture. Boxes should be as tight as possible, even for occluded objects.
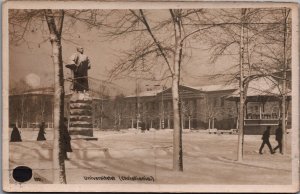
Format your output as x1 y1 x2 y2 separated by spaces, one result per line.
10 124 22 142
273 123 283 154
37 122 46 141
140 121 146 132
259 126 274 154
62 118 72 160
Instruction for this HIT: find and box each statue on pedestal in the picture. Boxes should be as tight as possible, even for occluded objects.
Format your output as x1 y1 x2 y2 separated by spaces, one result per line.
66 47 91 92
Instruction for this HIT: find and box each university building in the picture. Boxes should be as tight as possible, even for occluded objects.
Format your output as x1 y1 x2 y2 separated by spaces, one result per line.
9 75 291 134
123 84 238 130
122 75 291 134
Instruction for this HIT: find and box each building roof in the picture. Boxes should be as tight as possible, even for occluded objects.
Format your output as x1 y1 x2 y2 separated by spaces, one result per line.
125 77 290 101
189 83 238 92
126 89 163 98
126 83 238 98
10 87 54 96
228 77 291 99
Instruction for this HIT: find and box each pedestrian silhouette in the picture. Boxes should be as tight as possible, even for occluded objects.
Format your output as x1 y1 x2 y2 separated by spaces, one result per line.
273 123 283 154
141 121 146 132
37 122 46 141
62 118 72 160
10 124 22 142
259 126 274 154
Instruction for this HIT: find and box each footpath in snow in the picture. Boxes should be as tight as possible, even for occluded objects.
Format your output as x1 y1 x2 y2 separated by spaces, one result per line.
8 128 292 184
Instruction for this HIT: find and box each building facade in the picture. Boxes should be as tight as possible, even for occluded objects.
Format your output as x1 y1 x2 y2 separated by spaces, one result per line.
9 75 291 134
9 87 54 128
123 84 238 130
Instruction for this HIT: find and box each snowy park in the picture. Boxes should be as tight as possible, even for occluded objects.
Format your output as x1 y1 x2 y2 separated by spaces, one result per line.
6 6 297 192
9 128 292 185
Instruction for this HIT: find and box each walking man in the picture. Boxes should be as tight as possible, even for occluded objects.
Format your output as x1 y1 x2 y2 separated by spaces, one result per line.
273 123 283 154
259 126 274 154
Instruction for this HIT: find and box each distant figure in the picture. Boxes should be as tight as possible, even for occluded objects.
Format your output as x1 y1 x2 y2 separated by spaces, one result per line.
66 46 91 92
37 122 46 141
273 123 283 154
259 126 274 154
140 122 146 132
62 118 72 160
10 124 22 142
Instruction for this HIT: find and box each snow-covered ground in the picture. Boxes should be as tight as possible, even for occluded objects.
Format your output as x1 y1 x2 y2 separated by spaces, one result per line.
8 128 292 184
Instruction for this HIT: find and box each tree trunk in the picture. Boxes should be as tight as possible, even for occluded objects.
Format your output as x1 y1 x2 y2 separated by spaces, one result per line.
138 9 183 170
172 76 183 171
51 34 66 184
172 12 183 171
235 101 239 129
159 118 162 129
27 106 29 128
44 9 66 184
21 98 24 128
237 9 246 162
282 8 290 155
181 111 184 130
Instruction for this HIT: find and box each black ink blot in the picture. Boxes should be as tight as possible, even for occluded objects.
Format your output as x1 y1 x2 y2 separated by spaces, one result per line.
12 166 32 183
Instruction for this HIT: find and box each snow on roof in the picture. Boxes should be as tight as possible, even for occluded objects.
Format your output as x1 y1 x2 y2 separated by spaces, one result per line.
125 78 288 98
126 84 238 98
21 87 54 95
229 77 290 97
189 83 238 92
126 89 163 98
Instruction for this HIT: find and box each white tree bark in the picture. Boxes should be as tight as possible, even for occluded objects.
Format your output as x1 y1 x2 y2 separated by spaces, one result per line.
171 10 183 171
44 9 66 184
282 8 290 155
237 9 246 162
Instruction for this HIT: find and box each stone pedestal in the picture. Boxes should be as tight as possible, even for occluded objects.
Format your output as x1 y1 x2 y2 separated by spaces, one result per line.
69 92 94 138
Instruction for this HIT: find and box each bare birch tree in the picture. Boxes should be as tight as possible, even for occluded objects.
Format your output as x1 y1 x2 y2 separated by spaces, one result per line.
9 9 106 183
257 8 292 155
99 9 219 171
44 9 67 183
9 9 67 183
280 8 290 155
197 8 291 160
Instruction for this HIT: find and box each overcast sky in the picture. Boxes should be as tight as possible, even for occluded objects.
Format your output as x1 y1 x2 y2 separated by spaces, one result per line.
9 9 243 95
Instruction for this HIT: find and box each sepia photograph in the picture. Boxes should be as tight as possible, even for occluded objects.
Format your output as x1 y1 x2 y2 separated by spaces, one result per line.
2 1 299 192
